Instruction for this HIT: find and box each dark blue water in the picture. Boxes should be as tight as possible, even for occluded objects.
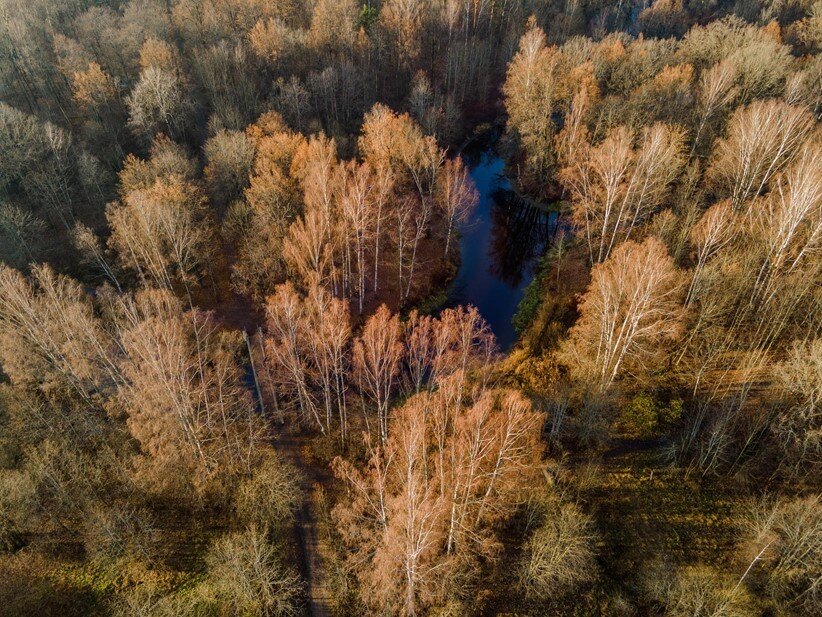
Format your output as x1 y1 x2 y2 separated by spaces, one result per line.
448 149 557 350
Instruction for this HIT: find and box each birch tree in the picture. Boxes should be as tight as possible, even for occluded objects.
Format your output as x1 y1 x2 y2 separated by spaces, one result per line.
561 123 686 263
708 100 815 209
263 282 352 437
117 289 263 493
332 387 543 615
436 156 478 258
353 305 404 443
264 282 323 432
561 238 685 391
340 161 375 312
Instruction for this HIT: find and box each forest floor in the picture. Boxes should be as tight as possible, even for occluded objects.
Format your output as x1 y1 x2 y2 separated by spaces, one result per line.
580 438 749 608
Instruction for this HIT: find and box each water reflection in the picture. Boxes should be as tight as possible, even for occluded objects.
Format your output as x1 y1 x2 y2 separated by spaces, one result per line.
447 149 558 350
488 188 556 287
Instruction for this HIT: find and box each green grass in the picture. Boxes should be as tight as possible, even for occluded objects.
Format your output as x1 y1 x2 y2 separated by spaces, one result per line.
513 253 554 335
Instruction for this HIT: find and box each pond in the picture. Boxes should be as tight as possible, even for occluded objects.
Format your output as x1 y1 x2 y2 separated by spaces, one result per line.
447 148 560 350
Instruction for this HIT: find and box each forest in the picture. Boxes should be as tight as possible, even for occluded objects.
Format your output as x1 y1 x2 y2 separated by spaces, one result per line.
0 0 819 615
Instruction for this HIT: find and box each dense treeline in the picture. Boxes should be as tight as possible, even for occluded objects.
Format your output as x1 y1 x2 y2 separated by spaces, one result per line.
501 12 821 617
0 0 820 616
501 14 820 479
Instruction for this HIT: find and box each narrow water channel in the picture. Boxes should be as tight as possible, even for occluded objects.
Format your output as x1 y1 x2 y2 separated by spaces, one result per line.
448 148 559 350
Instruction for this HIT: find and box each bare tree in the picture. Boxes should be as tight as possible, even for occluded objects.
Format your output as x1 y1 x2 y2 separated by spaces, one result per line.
107 175 215 300
436 156 477 258
708 100 815 209
126 66 192 142
686 200 736 306
503 23 562 185
71 222 122 292
403 310 436 396
371 164 396 295
747 139 822 309
0 203 45 269
519 499 598 601
205 525 303 617
561 238 685 391
554 63 597 169
741 495 821 614
203 129 255 208
0 264 123 399
691 60 738 156
263 281 352 437
773 338 822 473
393 194 418 305
561 123 686 263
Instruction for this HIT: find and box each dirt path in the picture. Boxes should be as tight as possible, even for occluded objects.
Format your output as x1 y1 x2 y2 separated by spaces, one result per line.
271 428 332 617
213 288 333 617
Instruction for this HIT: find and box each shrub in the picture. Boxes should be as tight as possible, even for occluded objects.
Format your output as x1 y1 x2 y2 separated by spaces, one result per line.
519 498 598 601
204 525 303 616
620 394 683 438
82 503 157 564
513 253 553 335
0 470 35 552
646 563 755 617
234 454 301 532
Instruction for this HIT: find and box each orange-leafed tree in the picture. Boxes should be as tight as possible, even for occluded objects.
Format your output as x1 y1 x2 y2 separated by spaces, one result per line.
333 387 543 615
353 304 404 443
264 282 352 437
436 156 478 258
116 288 263 494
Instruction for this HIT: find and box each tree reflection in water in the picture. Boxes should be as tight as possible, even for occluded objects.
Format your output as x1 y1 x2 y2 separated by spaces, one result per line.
448 148 559 350
487 188 556 287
